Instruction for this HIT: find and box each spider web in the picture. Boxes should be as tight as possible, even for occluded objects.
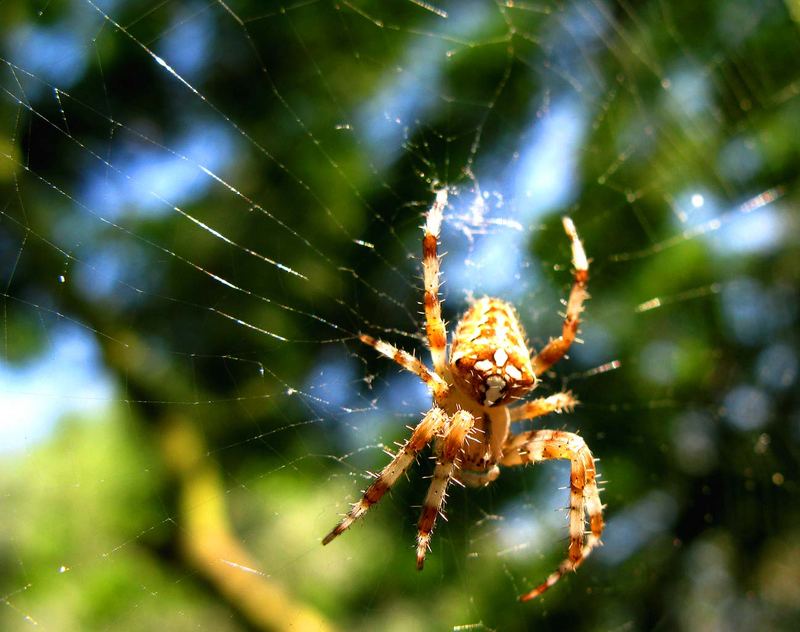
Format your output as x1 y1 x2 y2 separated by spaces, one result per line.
1 0 799 630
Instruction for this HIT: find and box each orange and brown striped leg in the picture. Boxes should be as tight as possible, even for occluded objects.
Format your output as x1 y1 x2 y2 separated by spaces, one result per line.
416 409 474 569
508 392 579 422
422 189 448 376
322 407 448 545
359 334 449 404
531 218 589 376
501 429 604 601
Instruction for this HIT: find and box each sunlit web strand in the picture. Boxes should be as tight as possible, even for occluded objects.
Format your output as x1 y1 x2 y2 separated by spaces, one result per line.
608 186 785 262
82 0 355 238
3 46 422 325
635 283 722 313
564 360 622 381
209 419 327 456
84 0 422 297
337 0 516 180
0 56 333 267
500 2 553 16
195 352 380 455
0 584 38 628
0 209 353 352
0 153 346 341
0 385 283 408
2 58 421 331
0 291 129 348
216 1 431 295
407 1 448 20
0 84 307 282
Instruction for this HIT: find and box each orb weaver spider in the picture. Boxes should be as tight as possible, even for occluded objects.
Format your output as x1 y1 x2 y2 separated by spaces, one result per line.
323 190 604 601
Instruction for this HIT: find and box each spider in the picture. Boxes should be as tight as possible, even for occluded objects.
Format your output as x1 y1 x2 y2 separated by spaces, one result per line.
323 190 604 601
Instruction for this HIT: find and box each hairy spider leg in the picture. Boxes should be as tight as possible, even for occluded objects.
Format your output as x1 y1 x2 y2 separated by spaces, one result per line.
359 334 449 404
416 409 474 569
501 429 604 601
531 217 590 377
422 189 449 377
322 407 448 545
508 392 579 422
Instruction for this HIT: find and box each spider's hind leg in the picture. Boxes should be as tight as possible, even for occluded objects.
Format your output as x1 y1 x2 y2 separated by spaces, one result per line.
501 429 604 601
416 409 474 569
323 407 447 545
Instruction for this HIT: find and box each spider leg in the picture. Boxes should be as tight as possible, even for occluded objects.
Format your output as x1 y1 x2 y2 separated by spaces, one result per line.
508 392 578 423
359 334 449 404
501 429 604 601
416 409 474 569
531 218 589 377
323 407 447 545
422 189 449 376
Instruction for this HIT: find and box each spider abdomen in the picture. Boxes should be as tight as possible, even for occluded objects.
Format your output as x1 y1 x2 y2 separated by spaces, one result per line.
449 297 536 406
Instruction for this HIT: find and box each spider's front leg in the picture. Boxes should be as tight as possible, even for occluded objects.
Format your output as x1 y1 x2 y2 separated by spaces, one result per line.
359 334 449 404
501 429 604 601
422 189 449 377
531 218 589 376
416 409 474 569
322 407 447 545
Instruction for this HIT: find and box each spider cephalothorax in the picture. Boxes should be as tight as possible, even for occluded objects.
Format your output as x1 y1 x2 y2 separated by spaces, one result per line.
450 297 537 407
323 190 604 601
